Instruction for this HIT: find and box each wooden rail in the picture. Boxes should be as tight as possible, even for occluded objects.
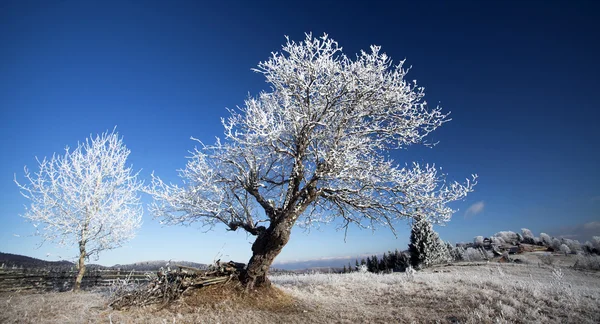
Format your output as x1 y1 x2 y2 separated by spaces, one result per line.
0 268 151 292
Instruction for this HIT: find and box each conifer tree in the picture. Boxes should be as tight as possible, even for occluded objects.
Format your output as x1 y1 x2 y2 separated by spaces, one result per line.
408 215 449 269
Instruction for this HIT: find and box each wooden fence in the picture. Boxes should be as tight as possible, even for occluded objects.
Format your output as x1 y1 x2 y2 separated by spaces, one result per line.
0 268 152 292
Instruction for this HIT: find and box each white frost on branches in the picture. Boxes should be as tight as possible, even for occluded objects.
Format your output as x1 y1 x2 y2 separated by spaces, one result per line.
15 130 143 259
147 33 477 236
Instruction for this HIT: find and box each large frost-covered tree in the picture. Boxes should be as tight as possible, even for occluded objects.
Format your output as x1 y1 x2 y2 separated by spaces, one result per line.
147 33 477 289
15 130 143 291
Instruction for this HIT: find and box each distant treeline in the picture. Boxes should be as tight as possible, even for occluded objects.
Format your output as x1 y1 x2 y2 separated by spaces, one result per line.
342 249 411 273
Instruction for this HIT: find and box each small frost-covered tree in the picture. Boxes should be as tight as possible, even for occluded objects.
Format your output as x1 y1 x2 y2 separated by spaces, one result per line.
559 244 571 255
521 228 535 244
147 33 476 289
15 130 143 291
473 236 484 248
409 215 450 269
563 238 581 253
494 231 518 244
539 233 552 247
448 242 465 262
551 237 562 251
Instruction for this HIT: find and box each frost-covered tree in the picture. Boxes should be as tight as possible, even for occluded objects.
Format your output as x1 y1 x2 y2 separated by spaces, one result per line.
539 233 552 247
559 244 571 255
490 236 505 246
493 231 518 244
15 130 143 291
516 233 524 243
551 237 562 251
593 236 600 251
563 238 581 253
409 215 450 269
147 33 476 289
447 242 465 262
473 236 484 248
521 228 535 244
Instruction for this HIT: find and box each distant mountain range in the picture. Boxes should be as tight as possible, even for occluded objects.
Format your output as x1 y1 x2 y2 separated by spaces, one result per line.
0 251 368 272
0 252 206 271
273 255 373 271
0 252 74 269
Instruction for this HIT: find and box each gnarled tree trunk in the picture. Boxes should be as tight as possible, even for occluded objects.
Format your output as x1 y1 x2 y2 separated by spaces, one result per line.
242 218 292 290
74 241 86 291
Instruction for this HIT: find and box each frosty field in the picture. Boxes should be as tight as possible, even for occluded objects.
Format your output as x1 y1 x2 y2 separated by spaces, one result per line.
1 262 599 323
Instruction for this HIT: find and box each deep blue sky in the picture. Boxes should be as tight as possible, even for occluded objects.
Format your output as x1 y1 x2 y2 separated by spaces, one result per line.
1 0 599 266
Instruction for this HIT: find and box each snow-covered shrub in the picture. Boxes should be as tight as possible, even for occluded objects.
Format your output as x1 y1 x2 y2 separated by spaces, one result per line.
573 254 600 270
538 253 554 266
463 247 490 261
357 264 368 273
559 244 571 255
448 243 466 262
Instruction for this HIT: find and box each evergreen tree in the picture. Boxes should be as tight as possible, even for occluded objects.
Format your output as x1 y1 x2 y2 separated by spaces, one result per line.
408 215 450 269
366 256 373 272
371 255 379 273
342 265 347 273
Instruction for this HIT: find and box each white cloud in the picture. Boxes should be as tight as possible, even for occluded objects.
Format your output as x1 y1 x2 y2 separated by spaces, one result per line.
583 221 600 231
464 201 485 219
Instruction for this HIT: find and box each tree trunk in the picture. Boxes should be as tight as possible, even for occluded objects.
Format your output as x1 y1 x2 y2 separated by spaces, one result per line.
74 242 86 291
242 219 292 290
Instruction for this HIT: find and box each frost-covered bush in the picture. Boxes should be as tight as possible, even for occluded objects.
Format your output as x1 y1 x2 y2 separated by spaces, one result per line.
538 253 555 266
573 254 600 270
463 247 490 261
357 264 368 273
448 243 466 262
559 244 571 255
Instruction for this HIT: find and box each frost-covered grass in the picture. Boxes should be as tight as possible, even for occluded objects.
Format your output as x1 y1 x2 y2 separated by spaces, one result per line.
1 262 599 323
271 263 600 323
